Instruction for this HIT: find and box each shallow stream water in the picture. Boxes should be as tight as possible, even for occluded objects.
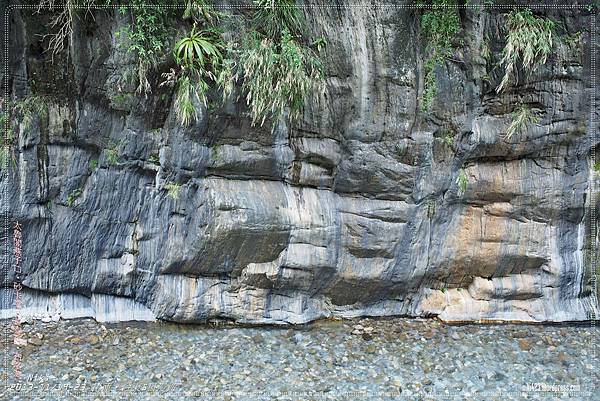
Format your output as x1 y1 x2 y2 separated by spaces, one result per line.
0 317 597 400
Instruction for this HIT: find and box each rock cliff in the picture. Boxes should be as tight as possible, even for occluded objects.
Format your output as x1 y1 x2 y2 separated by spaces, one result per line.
1 1 598 323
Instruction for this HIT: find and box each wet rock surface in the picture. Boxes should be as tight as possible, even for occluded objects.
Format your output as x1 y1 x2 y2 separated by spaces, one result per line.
1 318 598 400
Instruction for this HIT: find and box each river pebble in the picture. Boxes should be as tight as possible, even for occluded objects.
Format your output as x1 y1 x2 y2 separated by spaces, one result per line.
1 317 597 400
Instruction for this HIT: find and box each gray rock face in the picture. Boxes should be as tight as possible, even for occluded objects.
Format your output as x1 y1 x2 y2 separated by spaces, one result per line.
1 3 598 323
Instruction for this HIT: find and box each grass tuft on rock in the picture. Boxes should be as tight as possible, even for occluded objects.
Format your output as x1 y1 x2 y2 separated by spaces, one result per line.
418 0 460 111
497 9 556 93
505 103 539 139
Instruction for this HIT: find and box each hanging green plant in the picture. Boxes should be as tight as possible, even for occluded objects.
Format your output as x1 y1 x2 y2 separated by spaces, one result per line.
497 9 556 93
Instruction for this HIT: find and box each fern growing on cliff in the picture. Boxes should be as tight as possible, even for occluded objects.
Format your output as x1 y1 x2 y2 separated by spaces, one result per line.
66 188 83 206
174 26 223 68
216 45 239 104
237 30 323 126
14 96 50 130
497 9 556 93
165 183 182 200
418 0 461 111
153 0 229 126
114 0 176 94
172 74 207 126
183 0 224 23
253 0 304 38
1 96 50 170
166 26 224 125
105 141 121 165
216 0 324 127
